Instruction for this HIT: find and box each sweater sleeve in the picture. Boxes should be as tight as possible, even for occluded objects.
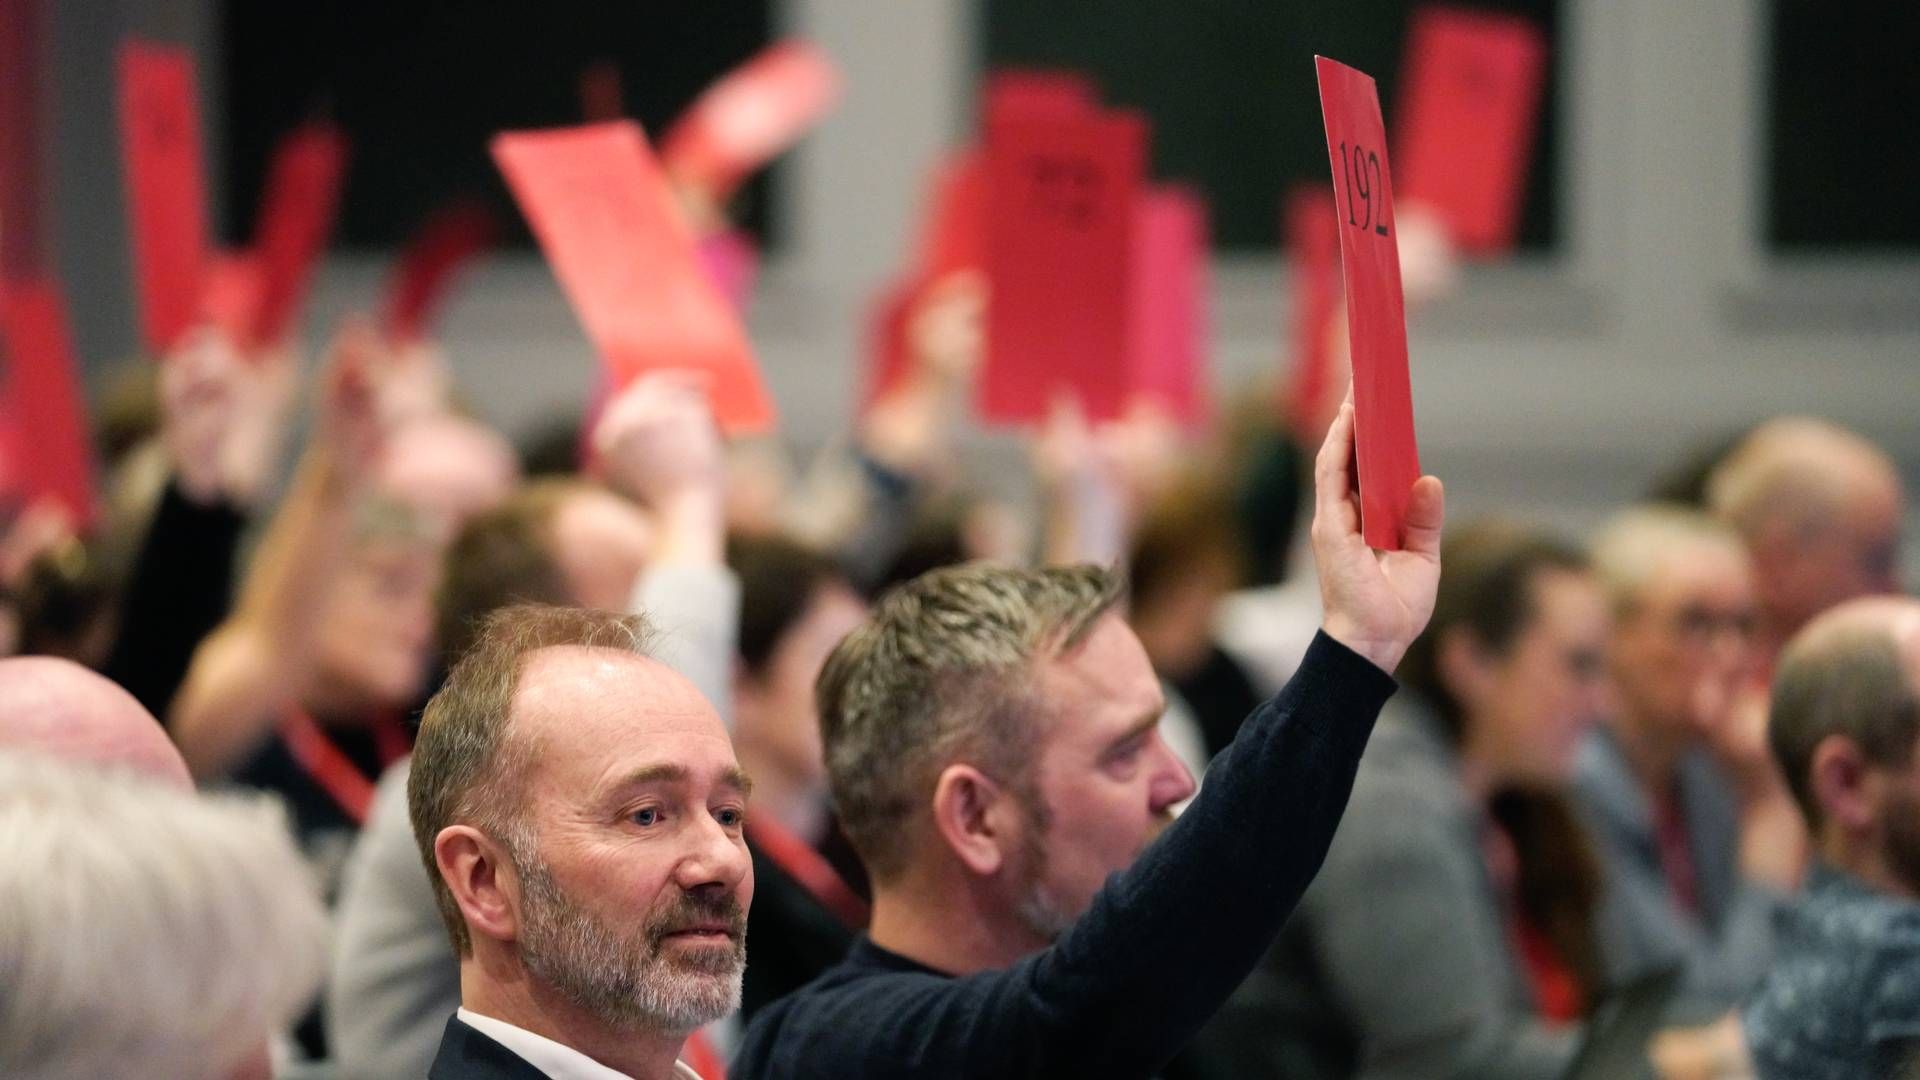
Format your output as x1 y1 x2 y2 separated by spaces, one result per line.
748 631 1396 1078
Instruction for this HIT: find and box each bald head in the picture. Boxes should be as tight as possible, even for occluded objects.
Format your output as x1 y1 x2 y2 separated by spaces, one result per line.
0 657 191 789
1707 418 1905 641
1769 597 1920 825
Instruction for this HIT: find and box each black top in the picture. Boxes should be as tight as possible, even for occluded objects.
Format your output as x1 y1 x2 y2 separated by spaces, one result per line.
100 478 246 720
732 631 1397 1079
428 1015 548 1080
741 834 859 1024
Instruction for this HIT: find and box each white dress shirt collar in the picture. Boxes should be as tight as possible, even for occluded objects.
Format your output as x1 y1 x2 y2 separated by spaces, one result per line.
456 1008 702 1080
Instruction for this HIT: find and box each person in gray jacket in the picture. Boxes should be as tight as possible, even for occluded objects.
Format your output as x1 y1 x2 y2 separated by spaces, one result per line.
1192 521 1613 1079
1574 506 1802 1023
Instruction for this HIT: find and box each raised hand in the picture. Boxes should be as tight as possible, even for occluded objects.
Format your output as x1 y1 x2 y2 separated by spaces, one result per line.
1310 395 1444 673
592 372 726 565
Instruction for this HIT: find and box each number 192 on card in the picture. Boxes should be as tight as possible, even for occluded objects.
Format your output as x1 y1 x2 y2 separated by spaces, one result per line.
1338 141 1392 237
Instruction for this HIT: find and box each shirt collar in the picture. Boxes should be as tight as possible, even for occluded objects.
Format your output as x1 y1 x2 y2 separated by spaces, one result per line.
456 1008 702 1080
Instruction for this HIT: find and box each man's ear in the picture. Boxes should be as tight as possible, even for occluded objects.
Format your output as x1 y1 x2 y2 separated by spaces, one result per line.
435 824 521 945
1809 734 1877 833
931 764 1022 877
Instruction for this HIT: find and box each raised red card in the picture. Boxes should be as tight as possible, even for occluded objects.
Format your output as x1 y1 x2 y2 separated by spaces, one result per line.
1317 57 1421 550
0 278 95 525
1127 185 1209 427
118 40 210 356
1394 8 1546 254
1 0 48 280
382 200 500 343
917 150 987 279
861 276 917 411
1283 185 1341 433
980 109 1145 425
982 70 1098 129
247 124 347 346
492 121 774 433
659 40 842 204
201 251 263 345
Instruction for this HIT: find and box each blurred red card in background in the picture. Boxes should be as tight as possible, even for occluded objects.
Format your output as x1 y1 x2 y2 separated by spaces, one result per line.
659 40 842 205
200 251 263 345
118 40 210 357
982 70 1098 130
248 124 347 347
1317 56 1421 550
493 121 774 433
980 108 1145 425
696 229 761 313
917 150 987 279
1128 185 1209 427
1394 7 1547 254
382 200 500 343
1283 186 1341 434
0 278 95 525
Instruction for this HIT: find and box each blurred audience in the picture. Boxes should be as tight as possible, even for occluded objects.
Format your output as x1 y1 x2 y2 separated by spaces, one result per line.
1575 506 1801 1021
1198 521 1609 1078
1744 597 1920 1079
1705 417 1906 676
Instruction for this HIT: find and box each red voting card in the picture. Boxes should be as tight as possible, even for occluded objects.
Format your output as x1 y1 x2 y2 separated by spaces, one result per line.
1317 57 1421 550
248 124 347 346
1127 186 1209 427
980 109 1145 425
1283 186 1341 434
659 40 842 204
492 121 775 433
200 251 263 345
917 150 987 279
0 278 95 526
1394 8 1546 254
382 200 500 343
118 40 211 356
982 70 1098 129
696 230 760 313
861 276 917 411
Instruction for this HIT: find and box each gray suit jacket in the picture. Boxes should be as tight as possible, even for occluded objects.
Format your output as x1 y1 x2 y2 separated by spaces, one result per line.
1193 699 1577 1080
326 563 741 1079
1571 726 1785 1024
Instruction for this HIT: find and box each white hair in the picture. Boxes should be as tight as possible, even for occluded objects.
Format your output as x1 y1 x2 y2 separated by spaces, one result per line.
0 752 330 1080
1591 504 1747 615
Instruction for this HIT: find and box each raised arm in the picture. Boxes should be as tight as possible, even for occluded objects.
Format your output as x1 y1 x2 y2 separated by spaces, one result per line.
168 323 387 780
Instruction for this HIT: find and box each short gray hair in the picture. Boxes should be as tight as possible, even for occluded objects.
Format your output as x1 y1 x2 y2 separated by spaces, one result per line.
816 562 1125 881
0 752 328 1080
1771 610 1920 825
409 603 655 954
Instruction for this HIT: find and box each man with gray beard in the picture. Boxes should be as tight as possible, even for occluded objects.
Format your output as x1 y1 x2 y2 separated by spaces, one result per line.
410 603 753 1079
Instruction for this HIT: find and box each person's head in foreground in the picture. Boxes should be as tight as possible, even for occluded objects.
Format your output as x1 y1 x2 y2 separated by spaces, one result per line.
820 560 1198 967
0 752 327 1080
1743 595 1920 1078
0 654 192 787
409 603 751 1079
1706 417 1904 662
1769 596 1920 897
1593 505 1759 758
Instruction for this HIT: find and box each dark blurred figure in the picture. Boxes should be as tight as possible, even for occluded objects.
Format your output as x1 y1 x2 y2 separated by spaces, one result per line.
1744 597 1920 1079
727 534 870 1020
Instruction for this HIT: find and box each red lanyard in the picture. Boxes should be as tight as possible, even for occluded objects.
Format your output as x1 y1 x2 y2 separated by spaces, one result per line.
277 708 411 826
682 1030 726 1080
746 817 870 930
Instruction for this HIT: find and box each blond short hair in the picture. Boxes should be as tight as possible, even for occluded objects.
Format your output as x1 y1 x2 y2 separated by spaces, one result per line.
816 562 1124 881
1591 504 1746 617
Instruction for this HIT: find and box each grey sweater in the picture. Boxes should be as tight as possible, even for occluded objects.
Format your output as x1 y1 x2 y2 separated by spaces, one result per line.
1191 699 1577 1080
1570 726 1784 1025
